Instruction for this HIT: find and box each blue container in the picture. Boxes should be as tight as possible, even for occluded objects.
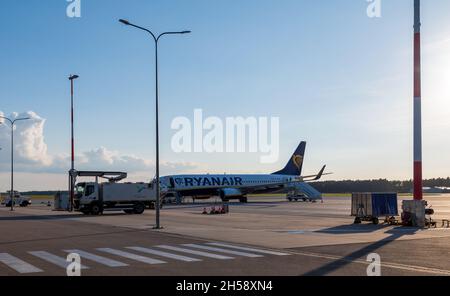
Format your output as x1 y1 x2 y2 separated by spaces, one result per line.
371 193 398 217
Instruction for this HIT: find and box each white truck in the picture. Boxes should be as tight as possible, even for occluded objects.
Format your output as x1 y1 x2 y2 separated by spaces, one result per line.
72 171 157 215
2 191 32 207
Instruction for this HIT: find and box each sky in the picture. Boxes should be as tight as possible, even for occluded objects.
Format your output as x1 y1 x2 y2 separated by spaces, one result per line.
1 0 450 191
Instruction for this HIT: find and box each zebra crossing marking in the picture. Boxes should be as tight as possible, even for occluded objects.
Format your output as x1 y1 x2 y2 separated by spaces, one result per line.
0 253 43 274
207 242 291 256
96 248 166 265
126 247 202 262
182 244 263 258
65 249 128 267
0 242 287 274
156 245 234 260
28 251 89 269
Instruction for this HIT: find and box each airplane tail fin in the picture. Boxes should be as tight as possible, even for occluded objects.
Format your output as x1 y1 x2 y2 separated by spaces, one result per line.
272 142 306 176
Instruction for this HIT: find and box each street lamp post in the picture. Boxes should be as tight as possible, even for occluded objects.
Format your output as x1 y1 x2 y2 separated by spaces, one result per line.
0 116 30 211
69 74 79 212
119 19 190 229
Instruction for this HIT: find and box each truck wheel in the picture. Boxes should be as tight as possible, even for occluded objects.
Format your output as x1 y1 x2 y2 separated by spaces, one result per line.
90 204 102 215
372 217 379 225
133 203 145 214
239 196 248 203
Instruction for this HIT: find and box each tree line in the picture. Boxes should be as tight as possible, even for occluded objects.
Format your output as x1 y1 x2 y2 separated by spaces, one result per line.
312 178 450 193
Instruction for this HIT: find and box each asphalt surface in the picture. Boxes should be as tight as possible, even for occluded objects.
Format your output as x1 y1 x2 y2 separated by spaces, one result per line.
1 196 450 276
0 198 450 276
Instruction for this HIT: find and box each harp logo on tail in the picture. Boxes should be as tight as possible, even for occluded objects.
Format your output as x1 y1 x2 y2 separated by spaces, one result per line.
292 155 303 171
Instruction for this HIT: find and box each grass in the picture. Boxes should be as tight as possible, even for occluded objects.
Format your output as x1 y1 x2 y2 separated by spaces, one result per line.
248 194 285 198
323 193 350 198
323 193 415 197
22 195 54 200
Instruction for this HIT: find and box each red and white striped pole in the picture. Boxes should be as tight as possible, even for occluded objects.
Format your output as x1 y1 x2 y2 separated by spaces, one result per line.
413 0 423 201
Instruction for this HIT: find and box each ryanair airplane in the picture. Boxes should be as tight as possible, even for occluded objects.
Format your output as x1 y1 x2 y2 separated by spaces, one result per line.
160 142 327 203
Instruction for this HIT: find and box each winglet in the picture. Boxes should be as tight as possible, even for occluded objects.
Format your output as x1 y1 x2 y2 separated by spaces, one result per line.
302 165 331 181
312 165 326 181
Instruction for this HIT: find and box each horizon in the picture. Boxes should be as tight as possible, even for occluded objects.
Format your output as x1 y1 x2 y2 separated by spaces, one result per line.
5 176 450 194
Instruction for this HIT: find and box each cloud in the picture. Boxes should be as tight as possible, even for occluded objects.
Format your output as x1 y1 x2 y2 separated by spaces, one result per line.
0 111 198 175
53 147 198 174
0 111 52 168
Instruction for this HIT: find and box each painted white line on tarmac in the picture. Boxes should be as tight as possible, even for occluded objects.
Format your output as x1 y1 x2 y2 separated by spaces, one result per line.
127 247 202 262
156 245 234 260
287 250 450 276
29 251 89 269
0 253 43 274
207 243 290 256
182 244 263 258
65 249 128 267
96 248 166 265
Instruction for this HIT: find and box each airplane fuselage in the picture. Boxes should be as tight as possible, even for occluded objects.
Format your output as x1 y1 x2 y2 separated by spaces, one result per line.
160 174 299 200
158 141 325 202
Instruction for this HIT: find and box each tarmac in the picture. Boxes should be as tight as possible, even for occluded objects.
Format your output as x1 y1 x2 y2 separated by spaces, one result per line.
0 194 450 276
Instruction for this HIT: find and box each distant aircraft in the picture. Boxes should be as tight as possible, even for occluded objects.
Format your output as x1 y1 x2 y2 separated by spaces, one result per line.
159 141 329 203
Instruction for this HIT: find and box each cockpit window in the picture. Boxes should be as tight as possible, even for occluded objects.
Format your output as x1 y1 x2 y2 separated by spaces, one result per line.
75 184 85 195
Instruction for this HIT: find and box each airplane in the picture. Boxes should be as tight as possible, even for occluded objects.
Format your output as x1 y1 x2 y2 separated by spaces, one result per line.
159 141 329 203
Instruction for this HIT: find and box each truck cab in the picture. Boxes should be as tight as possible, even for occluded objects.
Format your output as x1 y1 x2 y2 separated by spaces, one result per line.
74 182 99 214
74 182 97 210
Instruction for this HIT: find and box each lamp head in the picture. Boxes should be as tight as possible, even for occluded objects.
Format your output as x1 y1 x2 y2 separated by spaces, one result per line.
69 75 79 80
119 19 131 25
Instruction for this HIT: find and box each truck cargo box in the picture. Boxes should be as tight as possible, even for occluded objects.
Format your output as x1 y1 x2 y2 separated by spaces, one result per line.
351 193 398 218
102 183 156 202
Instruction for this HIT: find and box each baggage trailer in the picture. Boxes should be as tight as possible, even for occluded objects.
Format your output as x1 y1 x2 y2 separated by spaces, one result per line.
351 193 398 225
